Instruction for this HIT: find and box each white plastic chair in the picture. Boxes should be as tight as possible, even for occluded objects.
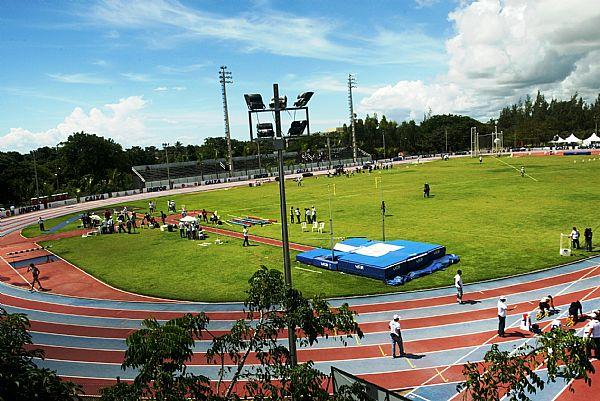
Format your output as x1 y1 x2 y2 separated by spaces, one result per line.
318 222 325 233
301 222 307 232
311 222 318 232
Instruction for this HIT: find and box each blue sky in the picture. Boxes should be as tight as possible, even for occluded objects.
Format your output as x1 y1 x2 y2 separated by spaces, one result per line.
1 0 599 152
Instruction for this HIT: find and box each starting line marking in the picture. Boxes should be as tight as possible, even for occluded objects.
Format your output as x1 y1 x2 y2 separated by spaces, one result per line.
405 357 416 369
378 345 386 357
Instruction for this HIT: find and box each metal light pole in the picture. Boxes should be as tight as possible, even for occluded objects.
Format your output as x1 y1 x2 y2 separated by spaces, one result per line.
163 143 171 188
32 150 40 200
219 66 234 176
348 74 357 163
382 130 386 160
327 132 332 169
272 83 297 367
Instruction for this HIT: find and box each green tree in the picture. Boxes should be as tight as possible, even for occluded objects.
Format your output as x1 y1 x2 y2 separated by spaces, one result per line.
100 267 364 401
457 329 594 401
0 307 82 401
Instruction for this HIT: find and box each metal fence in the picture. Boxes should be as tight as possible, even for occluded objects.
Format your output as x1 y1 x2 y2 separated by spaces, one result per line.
331 366 411 401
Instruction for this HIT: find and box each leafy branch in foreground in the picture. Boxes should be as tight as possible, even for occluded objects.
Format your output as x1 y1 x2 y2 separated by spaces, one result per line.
100 266 364 400
0 307 82 401
458 328 594 401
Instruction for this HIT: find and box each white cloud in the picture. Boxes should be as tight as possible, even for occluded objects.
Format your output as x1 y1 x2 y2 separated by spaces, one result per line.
121 72 152 82
92 59 109 67
47 73 110 84
414 0 440 9
157 63 209 73
153 86 168 91
153 86 186 92
360 0 600 120
172 86 186 91
0 96 150 153
88 0 443 65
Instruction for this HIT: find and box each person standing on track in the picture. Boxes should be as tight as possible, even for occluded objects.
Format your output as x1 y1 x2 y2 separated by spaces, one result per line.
454 270 463 304
389 314 405 358
497 296 514 337
27 263 44 291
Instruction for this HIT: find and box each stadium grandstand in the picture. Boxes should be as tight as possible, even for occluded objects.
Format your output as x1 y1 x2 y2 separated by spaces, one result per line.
132 147 370 189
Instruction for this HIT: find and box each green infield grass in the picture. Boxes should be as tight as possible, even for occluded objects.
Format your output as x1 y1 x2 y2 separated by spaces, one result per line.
38 155 599 301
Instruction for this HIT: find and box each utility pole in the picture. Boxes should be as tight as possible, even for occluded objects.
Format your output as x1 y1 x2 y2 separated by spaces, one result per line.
348 74 357 163
219 66 234 177
327 132 332 169
31 150 40 200
445 128 448 154
162 143 171 188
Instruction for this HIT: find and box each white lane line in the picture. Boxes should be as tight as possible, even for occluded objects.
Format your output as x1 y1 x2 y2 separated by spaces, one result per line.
411 265 600 400
294 266 322 274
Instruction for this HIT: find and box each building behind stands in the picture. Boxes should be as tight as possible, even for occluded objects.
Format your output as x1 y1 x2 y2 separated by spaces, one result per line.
132 147 371 189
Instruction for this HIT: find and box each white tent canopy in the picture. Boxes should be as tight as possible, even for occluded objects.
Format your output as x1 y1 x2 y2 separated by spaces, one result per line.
179 216 198 223
582 133 600 145
564 133 581 143
550 136 565 143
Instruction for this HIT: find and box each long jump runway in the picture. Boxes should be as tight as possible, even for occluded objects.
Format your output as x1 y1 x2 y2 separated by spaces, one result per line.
1 202 599 399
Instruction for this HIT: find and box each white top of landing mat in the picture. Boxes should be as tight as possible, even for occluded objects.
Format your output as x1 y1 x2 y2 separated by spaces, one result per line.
333 242 404 257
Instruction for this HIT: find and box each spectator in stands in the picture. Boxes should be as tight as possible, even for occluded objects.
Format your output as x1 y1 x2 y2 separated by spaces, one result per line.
584 228 593 251
389 314 404 358
569 300 583 323
570 227 580 249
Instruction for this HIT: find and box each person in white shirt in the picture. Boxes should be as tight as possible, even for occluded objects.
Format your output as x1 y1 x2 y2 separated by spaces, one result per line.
497 296 513 337
389 314 405 358
454 270 463 304
584 318 600 358
570 227 580 249
242 226 250 247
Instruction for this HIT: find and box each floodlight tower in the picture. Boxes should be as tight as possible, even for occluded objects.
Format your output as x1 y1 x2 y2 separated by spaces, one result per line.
244 86 313 369
219 66 234 176
348 74 357 162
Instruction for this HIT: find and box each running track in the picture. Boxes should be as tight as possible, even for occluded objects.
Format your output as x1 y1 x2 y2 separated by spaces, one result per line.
1 186 599 399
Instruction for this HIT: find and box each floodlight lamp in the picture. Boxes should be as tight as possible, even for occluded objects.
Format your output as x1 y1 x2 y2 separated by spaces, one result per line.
256 122 275 138
244 94 265 110
269 96 287 109
287 120 308 137
294 91 314 107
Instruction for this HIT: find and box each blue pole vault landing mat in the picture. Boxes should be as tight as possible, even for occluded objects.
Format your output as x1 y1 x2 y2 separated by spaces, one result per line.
296 238 448 281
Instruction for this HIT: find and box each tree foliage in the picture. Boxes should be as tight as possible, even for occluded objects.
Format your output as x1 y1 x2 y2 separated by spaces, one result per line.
458 328 594 401
100 266 364 401
0 307 82 401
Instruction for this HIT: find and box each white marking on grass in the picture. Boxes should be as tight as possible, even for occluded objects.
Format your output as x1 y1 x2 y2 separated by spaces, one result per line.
294 266 322 274
493 156 538 181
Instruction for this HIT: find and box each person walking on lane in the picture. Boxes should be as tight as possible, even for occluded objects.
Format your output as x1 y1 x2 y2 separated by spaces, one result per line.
27 263 44 291
389 314 405 358
454 270 463 304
